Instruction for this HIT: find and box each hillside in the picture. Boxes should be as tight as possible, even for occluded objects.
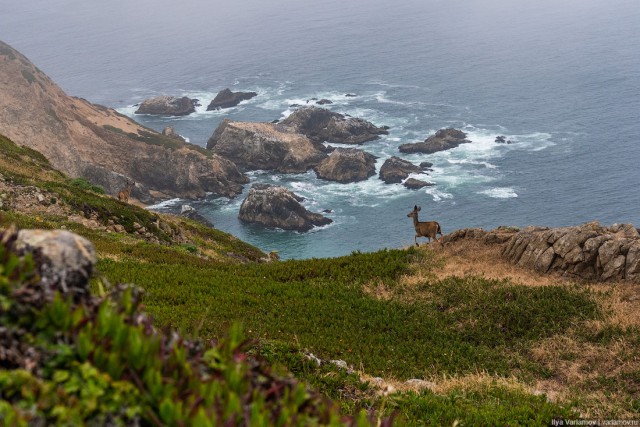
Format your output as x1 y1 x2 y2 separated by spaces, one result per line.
0 40 247 201
1 133 638 424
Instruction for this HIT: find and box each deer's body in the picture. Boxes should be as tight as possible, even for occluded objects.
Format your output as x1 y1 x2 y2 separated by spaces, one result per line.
117 181 135 203
407 205 442 246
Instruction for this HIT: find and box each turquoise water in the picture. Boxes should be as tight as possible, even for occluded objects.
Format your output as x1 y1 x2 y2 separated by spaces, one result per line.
2 0 639 258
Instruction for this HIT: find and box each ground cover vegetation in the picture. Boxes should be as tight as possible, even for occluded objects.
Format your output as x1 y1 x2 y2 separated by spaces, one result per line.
1 133 638 424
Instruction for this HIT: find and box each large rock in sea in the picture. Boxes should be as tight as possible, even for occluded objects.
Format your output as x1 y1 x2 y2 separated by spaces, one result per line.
135 96 196 116
403 178 434 190
399 128 470 154
206 119 327 173
313 148 377 183
207 88 257 110
379 156 422 184
239 184 332 232
281 106 388 145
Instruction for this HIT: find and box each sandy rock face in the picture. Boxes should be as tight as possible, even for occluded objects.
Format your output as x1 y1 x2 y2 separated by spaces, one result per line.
238 184 332 232
313 148 377 183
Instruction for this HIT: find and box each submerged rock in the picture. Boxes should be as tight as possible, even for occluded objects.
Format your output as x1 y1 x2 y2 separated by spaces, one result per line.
239 184 332 232
282 106 388 145
379 156 422 184
399 128 470 154
403 178 434 190
135 96 196 116
314 148 377 183
206 88 257 110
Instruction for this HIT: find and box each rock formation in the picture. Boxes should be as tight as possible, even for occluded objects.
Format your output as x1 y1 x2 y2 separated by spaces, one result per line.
403 178 434 190
313 148 377 183
441 222 640 283
0 40 249 201
238 184 332 232
206 119 327 173
206 88 257 110
135 96 196 116
399 128 471 154
180 204 214 227
379 156 422 184
281 106 388 145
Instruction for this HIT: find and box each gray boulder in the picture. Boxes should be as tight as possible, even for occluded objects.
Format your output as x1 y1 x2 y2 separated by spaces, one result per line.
403 178 434 190
281 106 388 145
399 128 471 154
135 96 196 116
379 156 422 184
314 148 377 183
238 184 332 232
206 88 257 110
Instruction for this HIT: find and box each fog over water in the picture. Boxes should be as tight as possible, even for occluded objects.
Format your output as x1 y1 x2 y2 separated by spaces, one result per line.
2 0 639 258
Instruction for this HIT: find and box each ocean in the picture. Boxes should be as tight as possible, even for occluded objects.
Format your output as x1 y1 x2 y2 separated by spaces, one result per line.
1 0 639 259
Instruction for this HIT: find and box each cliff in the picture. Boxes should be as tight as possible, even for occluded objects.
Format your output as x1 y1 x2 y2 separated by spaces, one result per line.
0 40 246 200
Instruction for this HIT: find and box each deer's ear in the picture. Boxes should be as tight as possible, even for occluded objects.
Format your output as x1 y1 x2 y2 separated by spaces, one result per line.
417 206 422 212
414 205 418 210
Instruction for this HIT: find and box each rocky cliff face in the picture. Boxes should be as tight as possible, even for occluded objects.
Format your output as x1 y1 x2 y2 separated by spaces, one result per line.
0 40 246 200
281 107 388 145
206 119 327 173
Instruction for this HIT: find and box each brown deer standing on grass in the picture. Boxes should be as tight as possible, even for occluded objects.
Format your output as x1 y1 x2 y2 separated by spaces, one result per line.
117 180 135 203
407 205 442 246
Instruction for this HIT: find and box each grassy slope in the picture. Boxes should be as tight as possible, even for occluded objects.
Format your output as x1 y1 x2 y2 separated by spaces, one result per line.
1 133 638 424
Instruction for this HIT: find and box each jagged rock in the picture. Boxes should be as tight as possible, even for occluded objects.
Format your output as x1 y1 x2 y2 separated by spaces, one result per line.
316 99 333 105
379 156 422 184
180 204 214 227
206 88 257 110
399 128 471 154
403 178 434 190
10 229 96 299
345 93 357 97
500 222 640 282
314 148 377 183
495 135 513 144
238 184 332 232
281 106 388 145
135 96 196 116
420 161 433 169
206 119 327 173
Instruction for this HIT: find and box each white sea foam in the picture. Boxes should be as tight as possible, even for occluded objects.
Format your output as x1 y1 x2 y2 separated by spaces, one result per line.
146 198 183 210
478 188 518 199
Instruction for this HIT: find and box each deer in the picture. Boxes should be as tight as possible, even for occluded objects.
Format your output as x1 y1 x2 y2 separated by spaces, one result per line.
117 180 135 203
407 205 442 246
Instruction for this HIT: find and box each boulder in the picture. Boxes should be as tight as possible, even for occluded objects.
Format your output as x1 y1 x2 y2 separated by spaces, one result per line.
238 184 332 232
281 106 388 145
162 126 185 141
135 96 196 116
379 156 422 184
314 148 377 183
399 128 471 154
10 228 96 300
206 119 327 173
316 99 333 105
403 178 434 190
420 161 433 169
180 204 214 228
206 88 257 110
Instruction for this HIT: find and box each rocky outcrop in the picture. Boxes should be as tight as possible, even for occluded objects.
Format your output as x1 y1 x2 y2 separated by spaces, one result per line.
238 184 332 232
313 148 377 183
403 178 434 190
162 126 185 141
379 156 422 184
442 222 640 283
206 88 257 110
0 40 248 201
135 96 196 116
281 106 388 145
180 204 214 227
206 119 327 173
399 128 470 154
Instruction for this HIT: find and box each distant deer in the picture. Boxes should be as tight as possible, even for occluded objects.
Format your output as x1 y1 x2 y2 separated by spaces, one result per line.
407 205 442 246
117 180 135 203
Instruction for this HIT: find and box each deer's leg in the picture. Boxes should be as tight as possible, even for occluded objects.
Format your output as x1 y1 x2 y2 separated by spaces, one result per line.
415 235 419 247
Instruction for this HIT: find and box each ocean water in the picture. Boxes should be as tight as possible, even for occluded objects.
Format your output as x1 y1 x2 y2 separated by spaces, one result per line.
2 0 639 259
